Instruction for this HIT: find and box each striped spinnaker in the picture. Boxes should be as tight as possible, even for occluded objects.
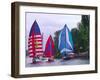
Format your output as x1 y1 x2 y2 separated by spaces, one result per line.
28 20 43 57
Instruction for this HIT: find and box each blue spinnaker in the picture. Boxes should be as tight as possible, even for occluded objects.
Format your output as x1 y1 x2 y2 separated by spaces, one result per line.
58 24 74 55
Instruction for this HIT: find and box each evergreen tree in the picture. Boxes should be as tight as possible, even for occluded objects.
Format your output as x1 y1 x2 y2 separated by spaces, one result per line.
54 30 61 58
71 15 90 53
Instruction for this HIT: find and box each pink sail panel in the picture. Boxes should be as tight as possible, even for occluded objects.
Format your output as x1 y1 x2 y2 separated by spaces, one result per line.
34 34 43 56
28 33 35 57
44 35 55 58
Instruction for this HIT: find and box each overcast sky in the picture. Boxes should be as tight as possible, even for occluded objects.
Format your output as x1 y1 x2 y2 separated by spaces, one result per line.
25 12 81 50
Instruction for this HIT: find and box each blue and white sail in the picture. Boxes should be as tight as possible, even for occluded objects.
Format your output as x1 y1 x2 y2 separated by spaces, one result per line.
58 24 74 55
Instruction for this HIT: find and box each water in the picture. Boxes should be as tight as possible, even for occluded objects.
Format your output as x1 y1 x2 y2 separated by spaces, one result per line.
25 56 89 67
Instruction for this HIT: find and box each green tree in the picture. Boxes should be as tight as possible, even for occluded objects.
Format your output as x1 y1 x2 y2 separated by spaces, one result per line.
71 28 80 53
78 15 89 52
54 30 61 59
71 15 89 53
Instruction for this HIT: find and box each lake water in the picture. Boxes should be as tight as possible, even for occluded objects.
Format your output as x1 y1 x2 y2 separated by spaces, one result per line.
26 56 89 67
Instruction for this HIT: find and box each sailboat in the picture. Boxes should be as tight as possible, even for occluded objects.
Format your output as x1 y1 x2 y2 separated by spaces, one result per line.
28 20 43 63
58 24 74 59
44 35 55 62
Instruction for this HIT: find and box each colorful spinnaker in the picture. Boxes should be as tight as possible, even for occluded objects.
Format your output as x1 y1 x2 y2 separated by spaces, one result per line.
28 20 43 58
58 24 74 56
44 35 55 58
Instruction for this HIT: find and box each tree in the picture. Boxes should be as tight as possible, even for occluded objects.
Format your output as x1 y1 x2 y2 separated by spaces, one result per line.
71 15 89 53
81 15 89 27
71 28 80 53
78 15 89 52
54 30 62 59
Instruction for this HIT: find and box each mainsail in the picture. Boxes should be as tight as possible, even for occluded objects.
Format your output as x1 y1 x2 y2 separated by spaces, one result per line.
44 35 55 58
58 24 74 55
28 20 43 57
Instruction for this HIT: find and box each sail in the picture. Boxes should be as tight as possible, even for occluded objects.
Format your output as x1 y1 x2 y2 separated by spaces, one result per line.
58 24 74 55
44 35 55 57
28 20 43 57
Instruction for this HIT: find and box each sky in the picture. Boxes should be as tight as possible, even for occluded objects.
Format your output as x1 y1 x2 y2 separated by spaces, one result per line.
25 12 81 50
